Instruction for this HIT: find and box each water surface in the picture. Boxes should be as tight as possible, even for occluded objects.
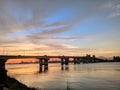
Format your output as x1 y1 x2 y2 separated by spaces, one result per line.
6 63 120 90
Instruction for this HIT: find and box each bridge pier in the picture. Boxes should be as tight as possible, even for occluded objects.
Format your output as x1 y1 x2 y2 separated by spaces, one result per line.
74 57 77 64
65 57 69 65
44 58 49 70
61 58 64 66
39 55 49 72
0 58 7 90
77 58 80 64
74 57 81 64
60 56 69 66
39 59 43 72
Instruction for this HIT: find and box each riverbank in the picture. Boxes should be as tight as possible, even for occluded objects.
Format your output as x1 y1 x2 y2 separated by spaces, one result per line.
3 76 75 90
4 76 36 90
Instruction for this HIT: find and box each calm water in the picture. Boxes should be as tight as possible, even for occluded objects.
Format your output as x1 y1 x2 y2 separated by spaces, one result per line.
6 63 120 90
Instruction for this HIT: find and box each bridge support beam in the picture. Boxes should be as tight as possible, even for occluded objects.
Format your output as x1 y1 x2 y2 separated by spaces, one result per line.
0 58 7 90
74 58 77 64
61 57 69 71
61 58 64 66
60 56 69 66
77 58 80 64
65 57 69 65
44 58 49 70
39 59 43 72
39 55 49 72
74 57 81 64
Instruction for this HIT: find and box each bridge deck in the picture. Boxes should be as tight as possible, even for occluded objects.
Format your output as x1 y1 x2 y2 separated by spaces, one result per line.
0 55 84 59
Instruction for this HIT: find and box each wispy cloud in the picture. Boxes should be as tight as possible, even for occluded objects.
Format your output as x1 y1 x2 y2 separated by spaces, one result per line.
101 0 120 18
109 12 120 18
0 0 119 57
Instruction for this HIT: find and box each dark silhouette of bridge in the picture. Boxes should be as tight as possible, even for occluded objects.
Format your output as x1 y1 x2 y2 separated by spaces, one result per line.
0 54 106 73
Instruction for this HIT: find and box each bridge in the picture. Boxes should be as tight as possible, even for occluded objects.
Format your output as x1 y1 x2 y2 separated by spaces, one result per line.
0 54 105 72
0 54 107 89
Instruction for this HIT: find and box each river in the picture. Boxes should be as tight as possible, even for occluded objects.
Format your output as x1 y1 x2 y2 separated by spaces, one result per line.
6 62 120 90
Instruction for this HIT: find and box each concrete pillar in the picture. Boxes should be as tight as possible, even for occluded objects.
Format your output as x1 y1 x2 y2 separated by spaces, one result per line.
44 59 49 71
65 57 69 65
39 58 43 72
77 58 80 64
61 58 64 66
43 55 49 71
74 57 77 64
0 58 7 90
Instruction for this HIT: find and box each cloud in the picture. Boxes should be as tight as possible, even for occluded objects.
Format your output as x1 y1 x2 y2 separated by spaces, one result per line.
0 0 74 40
0 0 119 57
101 0 120 18
26 35 79 46
27 36 76 40
40 26 70 35
109 12 120 18
27 34 85 42
0 0 99 35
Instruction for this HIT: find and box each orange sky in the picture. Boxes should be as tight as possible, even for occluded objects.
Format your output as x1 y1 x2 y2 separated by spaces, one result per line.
6 58 38 64
6 58 60 64
6 58 73 64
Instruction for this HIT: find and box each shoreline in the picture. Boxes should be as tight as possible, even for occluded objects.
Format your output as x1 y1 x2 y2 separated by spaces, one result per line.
4 76 36 90
4 76 75 90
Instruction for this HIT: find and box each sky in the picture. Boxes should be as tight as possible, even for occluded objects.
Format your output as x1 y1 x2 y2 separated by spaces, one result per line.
0 0 120 58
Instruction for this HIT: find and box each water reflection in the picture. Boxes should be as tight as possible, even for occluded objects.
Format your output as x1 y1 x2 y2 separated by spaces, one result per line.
61 66 69 71
6 63 120 90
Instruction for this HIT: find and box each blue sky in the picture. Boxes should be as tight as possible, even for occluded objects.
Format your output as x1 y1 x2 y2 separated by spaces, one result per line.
0 0 120 57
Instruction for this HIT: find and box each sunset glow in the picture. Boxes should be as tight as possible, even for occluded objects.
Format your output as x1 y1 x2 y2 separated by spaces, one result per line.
0 0 120 63
6 58 38 64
